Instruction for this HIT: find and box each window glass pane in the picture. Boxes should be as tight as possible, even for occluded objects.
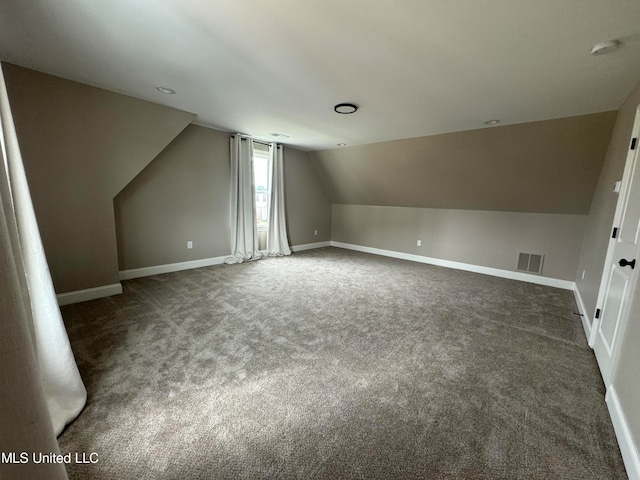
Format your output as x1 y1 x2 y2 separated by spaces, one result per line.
254 155 269 231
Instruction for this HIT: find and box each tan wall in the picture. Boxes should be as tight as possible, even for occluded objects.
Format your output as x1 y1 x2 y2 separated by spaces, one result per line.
319 112 614 283
115 125 231 270
332 204 585 281
115 128 332 271
4 63 195 293
284 147 332 245
311 112 615 214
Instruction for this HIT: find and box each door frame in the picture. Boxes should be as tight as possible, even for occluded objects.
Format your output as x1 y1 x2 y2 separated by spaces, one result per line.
590 105 640 383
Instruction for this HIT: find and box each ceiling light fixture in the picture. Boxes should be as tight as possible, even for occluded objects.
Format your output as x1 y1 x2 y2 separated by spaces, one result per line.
483 119 500 125
269 132 290 139
590 40 621 56
334 103 358 114
156 86 176 94
337 143 346 147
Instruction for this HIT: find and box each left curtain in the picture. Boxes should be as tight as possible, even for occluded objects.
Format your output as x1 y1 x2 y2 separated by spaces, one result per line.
0 63 86 439
225 135 262 264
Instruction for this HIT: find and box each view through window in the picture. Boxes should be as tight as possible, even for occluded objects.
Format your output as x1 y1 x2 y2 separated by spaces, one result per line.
253 153 269 231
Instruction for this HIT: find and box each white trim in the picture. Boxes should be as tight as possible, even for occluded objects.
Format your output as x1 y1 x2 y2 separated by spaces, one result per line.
119 256 227 280
573 286 593 346
330 241 575 290
591 107 640 373
291 241 331 252
606 386 640 480
118 243 330 282
56 283 123 306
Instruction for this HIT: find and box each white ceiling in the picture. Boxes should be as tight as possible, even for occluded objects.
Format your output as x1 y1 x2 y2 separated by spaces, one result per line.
1 0 639 151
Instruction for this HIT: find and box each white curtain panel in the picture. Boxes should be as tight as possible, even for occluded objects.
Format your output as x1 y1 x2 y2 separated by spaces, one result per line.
266 144 291 256
0 63 86 438
225 135 262 264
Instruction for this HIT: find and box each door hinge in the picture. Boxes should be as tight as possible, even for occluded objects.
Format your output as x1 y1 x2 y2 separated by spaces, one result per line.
612 227 618 239
632 138 637 150
595 308 601 319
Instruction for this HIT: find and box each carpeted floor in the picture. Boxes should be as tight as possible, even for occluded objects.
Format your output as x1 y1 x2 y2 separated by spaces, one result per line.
58 247 627 479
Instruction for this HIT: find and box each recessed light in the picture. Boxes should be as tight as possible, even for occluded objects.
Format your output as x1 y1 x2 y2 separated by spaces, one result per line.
590 40 621 56
156 86 176 94
483 119 500 126
334 103 358 114
337 143 346 147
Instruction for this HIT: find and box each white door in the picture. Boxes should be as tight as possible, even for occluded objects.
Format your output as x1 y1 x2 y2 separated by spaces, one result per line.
592 107 640 387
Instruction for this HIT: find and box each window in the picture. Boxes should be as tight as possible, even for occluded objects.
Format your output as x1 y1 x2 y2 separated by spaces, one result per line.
253 151 270 231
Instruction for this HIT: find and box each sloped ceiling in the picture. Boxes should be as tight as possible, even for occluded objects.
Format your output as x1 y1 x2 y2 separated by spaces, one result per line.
311 111 618 214
1 0 639 150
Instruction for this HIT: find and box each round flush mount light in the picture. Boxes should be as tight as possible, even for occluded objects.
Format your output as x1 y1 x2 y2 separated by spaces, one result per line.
337 143 347 147
483 119 500 125
334 103 358 114
156 86 176 94
590 40 621 56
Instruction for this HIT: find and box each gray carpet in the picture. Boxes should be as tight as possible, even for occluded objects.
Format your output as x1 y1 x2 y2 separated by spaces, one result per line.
58 247 626 479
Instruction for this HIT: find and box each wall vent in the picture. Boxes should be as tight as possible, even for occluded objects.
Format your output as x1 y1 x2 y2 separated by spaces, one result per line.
517 252 544 274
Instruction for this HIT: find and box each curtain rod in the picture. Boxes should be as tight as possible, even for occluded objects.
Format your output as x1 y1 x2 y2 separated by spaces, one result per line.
230 135 280 148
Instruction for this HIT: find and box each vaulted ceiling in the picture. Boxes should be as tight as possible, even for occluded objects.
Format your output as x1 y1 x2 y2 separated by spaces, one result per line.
1 0 639 150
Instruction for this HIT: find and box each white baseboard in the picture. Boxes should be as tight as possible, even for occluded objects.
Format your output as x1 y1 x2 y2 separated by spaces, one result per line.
572 286 593 347
291 241 331 252
606 386 640 480
330 241 575 290
119 242 331 282
78 243 574 303
56 283 123 306
119 242 331 281
119 255 228 280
